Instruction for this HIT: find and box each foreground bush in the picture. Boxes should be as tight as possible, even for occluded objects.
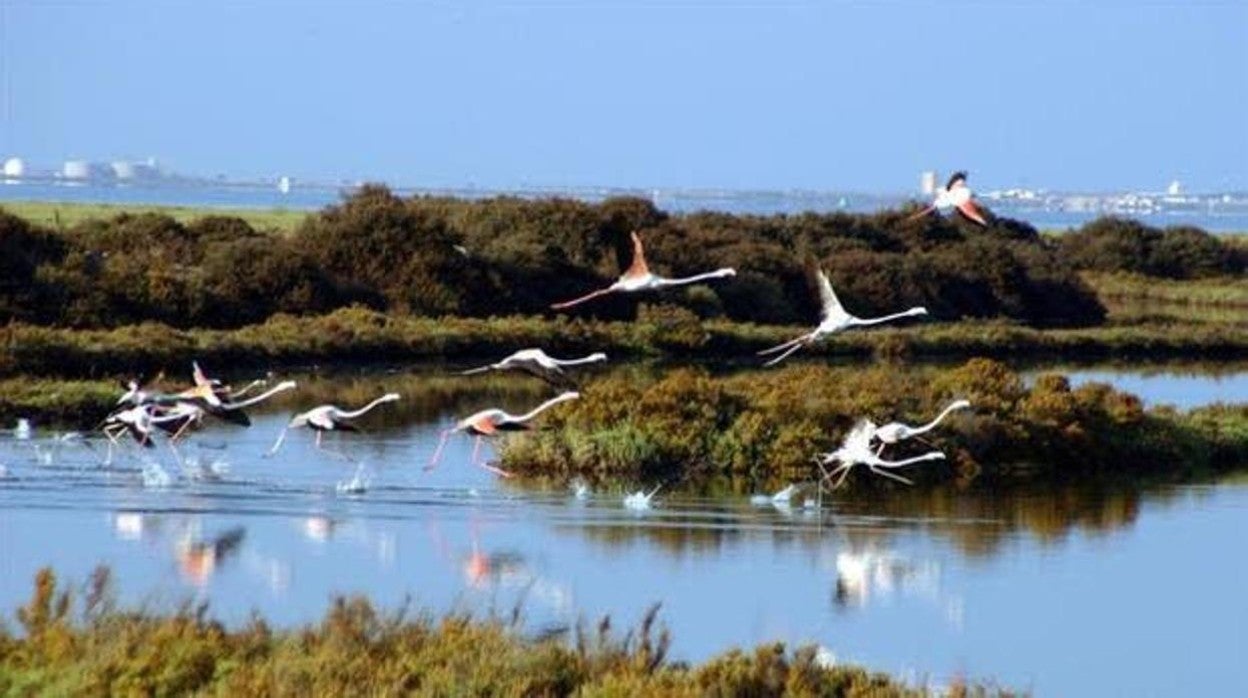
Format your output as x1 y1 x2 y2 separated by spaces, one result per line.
0 568 1002 696
501 359 1248 486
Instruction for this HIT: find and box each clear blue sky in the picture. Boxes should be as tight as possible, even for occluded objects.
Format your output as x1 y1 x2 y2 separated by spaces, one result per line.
2 0 1245 192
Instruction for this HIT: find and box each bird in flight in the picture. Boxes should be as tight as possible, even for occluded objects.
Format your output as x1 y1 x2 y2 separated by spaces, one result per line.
551 231 735 310
459 348 607 387
426 391 580 477
908 171 988 226
757 268 927 366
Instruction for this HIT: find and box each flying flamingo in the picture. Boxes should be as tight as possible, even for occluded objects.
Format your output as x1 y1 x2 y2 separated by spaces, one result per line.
266 392 400 459
871 399 970 456
817 419 946 489
426 391 580 477
156 381 298 443
758 269 927 366
550 231 735 310
460 348 607 387
907 171 988 226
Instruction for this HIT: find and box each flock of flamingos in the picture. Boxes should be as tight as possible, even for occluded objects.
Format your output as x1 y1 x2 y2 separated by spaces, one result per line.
52 174 986 503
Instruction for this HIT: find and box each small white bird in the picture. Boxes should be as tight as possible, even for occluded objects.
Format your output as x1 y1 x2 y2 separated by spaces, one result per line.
758 269 927 366
460 348 607 386
551 231 735 310
908 171 988 226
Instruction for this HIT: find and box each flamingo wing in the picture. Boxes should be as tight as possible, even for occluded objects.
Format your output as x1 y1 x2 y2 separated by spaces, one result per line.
308 410 336 431
623 231 650 279
956 199 988 226
469 417 498 435
815 269 848 323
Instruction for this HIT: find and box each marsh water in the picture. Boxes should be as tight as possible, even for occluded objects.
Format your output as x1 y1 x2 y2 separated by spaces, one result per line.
0 364 1245 695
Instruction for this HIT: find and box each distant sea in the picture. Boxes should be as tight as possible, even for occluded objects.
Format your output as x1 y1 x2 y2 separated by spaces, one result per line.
4 180 1247 233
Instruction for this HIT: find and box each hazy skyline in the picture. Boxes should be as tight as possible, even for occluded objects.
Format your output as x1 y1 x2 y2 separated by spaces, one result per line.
3 1 1245 193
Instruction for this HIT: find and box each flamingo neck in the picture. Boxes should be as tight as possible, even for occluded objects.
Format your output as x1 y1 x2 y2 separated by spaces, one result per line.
655 269 734 287
912 401 966 435
513 393 577 423
221 382 296 410
338 395 395 420
849 309 923 327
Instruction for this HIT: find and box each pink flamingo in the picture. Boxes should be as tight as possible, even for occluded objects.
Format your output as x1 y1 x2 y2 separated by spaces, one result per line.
551 232 735 310
426 391 579 477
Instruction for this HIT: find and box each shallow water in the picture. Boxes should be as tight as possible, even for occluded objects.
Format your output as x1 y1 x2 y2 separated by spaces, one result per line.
1023 364 1248 409
0 368 1245 695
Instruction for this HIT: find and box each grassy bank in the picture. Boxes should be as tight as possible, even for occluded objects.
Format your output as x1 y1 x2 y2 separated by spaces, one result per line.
0 568 998 697
1 199 308 234
500 359 1248 487
3 306 1248 384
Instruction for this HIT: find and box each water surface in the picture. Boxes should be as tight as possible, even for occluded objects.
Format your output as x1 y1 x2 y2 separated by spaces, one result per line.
0 368 1245 695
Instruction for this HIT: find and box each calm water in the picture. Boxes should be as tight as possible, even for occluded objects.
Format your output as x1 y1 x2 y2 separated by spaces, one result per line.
0 366 1245 695
5 180 1248 232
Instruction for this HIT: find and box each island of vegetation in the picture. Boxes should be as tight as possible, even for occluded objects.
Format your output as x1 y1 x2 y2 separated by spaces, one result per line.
0 568 1008 696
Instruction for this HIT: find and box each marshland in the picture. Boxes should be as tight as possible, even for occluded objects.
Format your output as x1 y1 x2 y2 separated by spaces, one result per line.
1 193 1245 694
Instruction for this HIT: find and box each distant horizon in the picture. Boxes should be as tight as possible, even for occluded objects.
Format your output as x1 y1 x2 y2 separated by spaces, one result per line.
2 155 1239 198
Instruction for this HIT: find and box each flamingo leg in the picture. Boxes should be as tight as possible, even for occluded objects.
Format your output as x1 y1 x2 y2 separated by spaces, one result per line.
171 418 194 444
425 429 452 472
868 465 914 486
470 435 483 464
265 427 289 458
762 340 809 367
550 287 614 310
905 205 936 222
477 460 514 478
757 332 810 356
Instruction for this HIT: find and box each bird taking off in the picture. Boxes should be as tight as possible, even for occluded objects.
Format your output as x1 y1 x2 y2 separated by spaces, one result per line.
459 348 607 387
551 231 735 310
426 391 580 477
757 268 927 366
908 171 988 226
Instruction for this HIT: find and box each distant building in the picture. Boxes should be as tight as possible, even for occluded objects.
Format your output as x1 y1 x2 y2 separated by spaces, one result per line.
278 175 292 194
110 159 161 181
1167 180 1183 196
62 160 94 180
920 171 937 196
2 157 24 179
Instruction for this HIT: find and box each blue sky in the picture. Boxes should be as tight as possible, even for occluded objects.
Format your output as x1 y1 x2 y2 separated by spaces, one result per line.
2 0 1245 192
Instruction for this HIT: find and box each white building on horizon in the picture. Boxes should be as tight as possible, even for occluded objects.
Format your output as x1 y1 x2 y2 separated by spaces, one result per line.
919 171 937 196
2 157 24 180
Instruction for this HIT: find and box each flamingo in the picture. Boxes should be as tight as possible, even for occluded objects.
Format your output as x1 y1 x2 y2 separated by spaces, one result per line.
156 381 298 441
192 361 269 400
758 269 927 366
817 419 946 489
426 391 579 477
551 231 735 310
460 348 607 386
872 399 970 456
266 392 400 459
907 171 988 226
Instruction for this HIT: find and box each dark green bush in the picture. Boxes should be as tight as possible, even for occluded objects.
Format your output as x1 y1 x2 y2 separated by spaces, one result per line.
1059 217 1245 279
